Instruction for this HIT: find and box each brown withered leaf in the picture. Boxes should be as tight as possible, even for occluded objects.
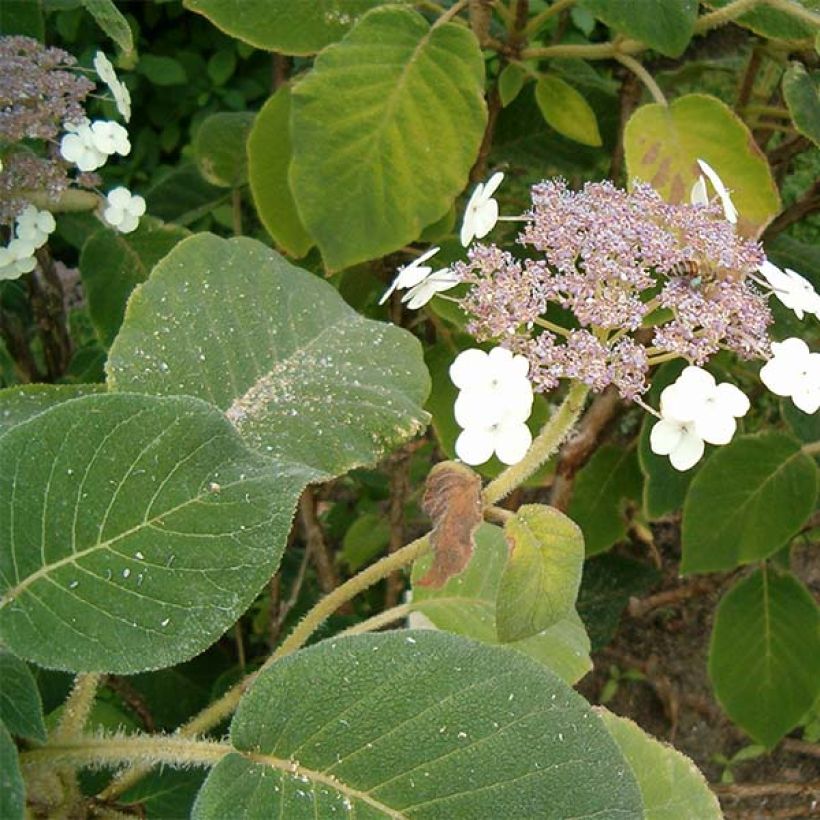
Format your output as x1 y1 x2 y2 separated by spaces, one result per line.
417 461 482 588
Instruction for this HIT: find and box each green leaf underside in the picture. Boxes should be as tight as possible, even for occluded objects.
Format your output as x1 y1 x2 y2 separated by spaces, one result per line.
289 6 486 270
709 568 820 747
106 234 430 480
681 432 817 574
0 393 314 673
624 93 781 238
144 165 230 226
411 524 591 685
497 505 585 643
580 0 698 57
568 444 642 556
193 632 642 819
783 63 820 148
247 86 313 257
535 74 603 147
598 709 722 818
193 112 255 189
0 648 47 742
0 722 24 820
80 218 189 347
184 0 390 55
0 384 106 439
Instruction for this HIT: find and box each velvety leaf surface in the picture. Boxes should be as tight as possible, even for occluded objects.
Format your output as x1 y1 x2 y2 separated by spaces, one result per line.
247 86 313 257
577 555 660 651
598 709 722 818
783 63 820 147
580 0 698 57
681 432 817 573
193 112 255 188
412 524 592 684
0 648 47 741
0 384 106 438
79 218 188 347
709 568 820 747
535 74 602 146
0 393 314 673
624 93 780 237
702 0 818 39
0 722 24 820
184 0 391 55
289 6 486 269
568 444 642 555
497 504 585 642
122 770 207 819
107 234 430 479
193 632 642 818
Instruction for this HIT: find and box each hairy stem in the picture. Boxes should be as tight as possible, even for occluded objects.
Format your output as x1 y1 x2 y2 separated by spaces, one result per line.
52 673 102 743
339 603 413 637
615 54 667 106
483 380 590 505
524 0 576 36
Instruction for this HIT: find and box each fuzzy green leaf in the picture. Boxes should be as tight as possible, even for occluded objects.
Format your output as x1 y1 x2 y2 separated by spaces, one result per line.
783 63 820 148
0 649 46 742
193 112 255 188
0 723 24 820
535 74 602 147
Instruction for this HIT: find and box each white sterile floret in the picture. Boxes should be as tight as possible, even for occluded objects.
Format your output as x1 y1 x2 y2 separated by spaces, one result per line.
450 347 534 466
0 238 37 280
650 366 750 471
103 187 146 234
379 246 440 305
689 175 708 208
60 119 107 172
401 268 459 309
760 338 820 415
695 158 738 225
757 260 820 321
15 205 56 249
89 120 130 157
460 171 504 247
93 51 131 122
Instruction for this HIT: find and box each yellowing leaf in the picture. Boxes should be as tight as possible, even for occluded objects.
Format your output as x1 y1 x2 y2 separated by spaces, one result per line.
535 74 602 147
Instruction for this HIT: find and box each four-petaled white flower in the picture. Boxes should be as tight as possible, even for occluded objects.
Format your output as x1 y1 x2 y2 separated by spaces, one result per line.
690 158 738 225
460 171 504 247
379 246 440 305
757 260 820 321
0 238 37 280
650 366 750 471
60 119 108 172
103 187 146 234
450 347 533 466
89 120 130 156
401 268 459 309
94 51 131 122
760 338 820 415
15 205 56 249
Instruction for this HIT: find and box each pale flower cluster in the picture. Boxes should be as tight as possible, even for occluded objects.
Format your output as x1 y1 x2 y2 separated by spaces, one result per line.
60 117 130 172
0 205 55 280
102 187 146 234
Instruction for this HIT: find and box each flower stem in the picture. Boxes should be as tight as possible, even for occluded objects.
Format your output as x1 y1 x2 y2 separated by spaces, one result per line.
483 380 590 505
615 54 667 106
52 673 102 742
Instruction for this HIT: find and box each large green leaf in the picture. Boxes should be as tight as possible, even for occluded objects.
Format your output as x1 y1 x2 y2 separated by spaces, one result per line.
0 384 106 438
598 709 722 818
709 568 820 747
79 218 189 347
247 86 313 258
0 722 24 820
184 0 391 55
624 93 781 237
568 444 643 556
703 0 819 40
107 234 430 479
193 632 643 818
534 74 602 146
193 112 255 188
783 63 820 148
580 0 698 57
412 524 592 684
681 432 817 574
0 393 314 673
290 5 486 270
0 649 46 742
497 504 585 642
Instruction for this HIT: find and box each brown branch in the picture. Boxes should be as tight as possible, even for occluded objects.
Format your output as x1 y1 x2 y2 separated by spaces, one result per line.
782 738 820 759
627 575 726 618
298 488 339 594
0 308 42 383
384 450 412 609
735 47 762 112
768 134 811 168
550 387 623 511
30 249 73 381
104 676 156 733
714 780 820 798
609 70 643 184
763 179 820 241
